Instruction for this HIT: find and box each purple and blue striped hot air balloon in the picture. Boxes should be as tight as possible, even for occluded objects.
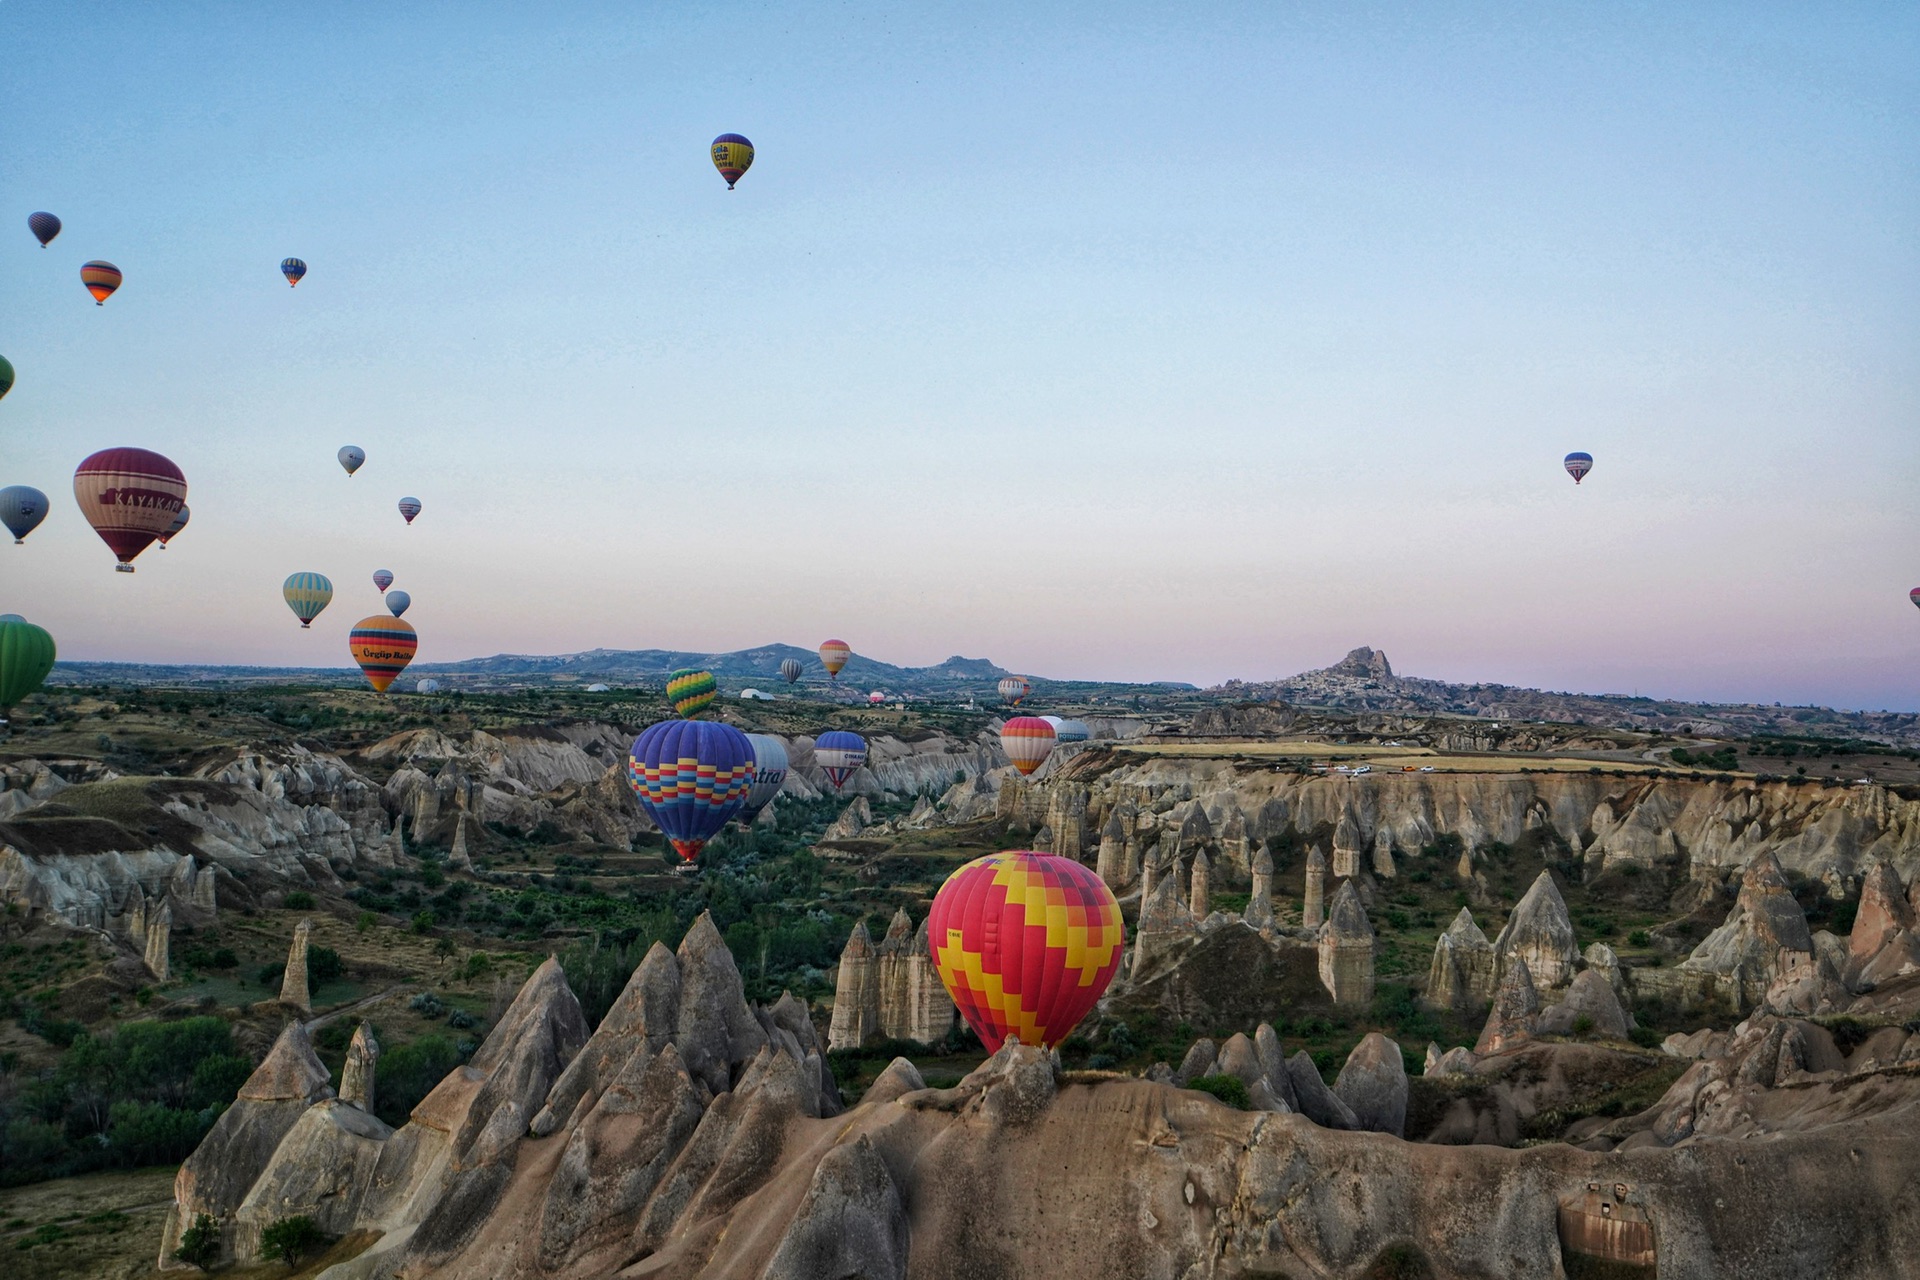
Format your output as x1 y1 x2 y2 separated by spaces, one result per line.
281 258 307 287
814 729 867 792
627 719 756 863
28 213 60 248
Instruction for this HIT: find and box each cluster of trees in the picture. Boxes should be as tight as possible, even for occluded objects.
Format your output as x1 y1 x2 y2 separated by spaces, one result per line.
0 1016 251 1186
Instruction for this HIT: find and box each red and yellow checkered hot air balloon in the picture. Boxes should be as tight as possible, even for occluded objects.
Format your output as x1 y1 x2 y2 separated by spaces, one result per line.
928 850 1124 1052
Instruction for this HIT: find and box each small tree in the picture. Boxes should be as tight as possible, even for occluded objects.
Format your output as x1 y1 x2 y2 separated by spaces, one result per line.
174 1213 221 1272
260 1215 327 1269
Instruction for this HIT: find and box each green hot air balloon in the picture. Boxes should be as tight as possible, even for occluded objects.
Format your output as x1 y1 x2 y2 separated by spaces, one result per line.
0 617 56 718
0 355 14 402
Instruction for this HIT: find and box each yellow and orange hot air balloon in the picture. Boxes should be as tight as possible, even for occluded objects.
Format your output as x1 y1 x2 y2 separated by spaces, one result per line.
928 850 1124 1052
349 615 417 692
818 639 850 680
80 261 122 305
1000 715 1057 776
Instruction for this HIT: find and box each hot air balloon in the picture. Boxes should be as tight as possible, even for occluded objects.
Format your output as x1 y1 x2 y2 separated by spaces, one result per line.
742 733 790 822
1000 716 1057 776
928 850 1124 1052
779 657 803 684
1054 718 1091 743
398 497 421 524
711 133 755 188
0 486 48 544
281 258 307 287
385 590 411 618
372 569 394 592
814 729 867 791
1564 452 1593 484
27 212 60 248
666 668 717 718
998 675 1031 706
868 690 886 705
80 261 122 306
818 639 850 680
0 617 56 718
416 678 442 694
283 573 334 628
0 355 13 402
349 615 418 692
73 448 186 572
626 719 756 862
338 446 365 476
1909 588 1920 612
156 504 189 548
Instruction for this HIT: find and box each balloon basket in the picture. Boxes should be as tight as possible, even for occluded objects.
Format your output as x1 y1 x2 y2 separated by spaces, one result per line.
115 564 134 573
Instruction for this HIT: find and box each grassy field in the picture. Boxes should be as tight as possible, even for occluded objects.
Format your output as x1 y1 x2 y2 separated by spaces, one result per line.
1115 739 1672 775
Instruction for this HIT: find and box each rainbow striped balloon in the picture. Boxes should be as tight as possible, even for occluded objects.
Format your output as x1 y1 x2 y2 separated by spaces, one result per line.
997 675 1031 706
627 719 756 861
666 667 717 717
282 572 333 629
80 261 122 305
349 615 417 692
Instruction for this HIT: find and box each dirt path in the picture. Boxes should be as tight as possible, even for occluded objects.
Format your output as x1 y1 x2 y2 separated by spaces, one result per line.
306 981 414 1031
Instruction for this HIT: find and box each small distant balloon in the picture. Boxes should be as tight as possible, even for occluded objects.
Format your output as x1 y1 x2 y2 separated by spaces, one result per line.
0 486 49 544
416 678 442 694
73 447 186 572
338 446 365 476
1909 588 1920 612
779 658 803 683
349 615 418 693
1564 452 1593 485
667 668 717 718
283 572 334 629
281 258 307 287
814 729 867 791
27 212 60 248
398 497 421 525
1001 716 1057 776
373 569 394 592
0 355 13 402
1054 718 1091 743
711 133 754 188
868 691 885 705
998 675 1031 707
156 504 189 548
818 639 850 680
385 589 411 618
80 261 122 306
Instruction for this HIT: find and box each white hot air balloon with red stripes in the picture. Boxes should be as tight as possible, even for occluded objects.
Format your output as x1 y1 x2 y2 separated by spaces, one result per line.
1001 716 1058 776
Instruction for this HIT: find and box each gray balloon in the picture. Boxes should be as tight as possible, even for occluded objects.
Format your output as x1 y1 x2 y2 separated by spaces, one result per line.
0 485 49 544
338 445 365 476
385 589 411 618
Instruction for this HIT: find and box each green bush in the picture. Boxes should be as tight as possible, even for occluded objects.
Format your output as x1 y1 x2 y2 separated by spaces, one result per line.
1187 1074 1250 1109
284 891 316 910
174 1212 220 1271
260 1214 327 1268
374 1035 465 1128
308 944 345 987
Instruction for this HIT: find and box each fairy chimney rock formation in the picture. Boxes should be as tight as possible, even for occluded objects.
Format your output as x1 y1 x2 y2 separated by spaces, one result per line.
1096 810 1130 888
1245 844 1276 931
1189 849 1211 919
1317 879 1374 1006
1682 851 1815 1009
1134 868 1199 973
279 919 313 1012
144 902 172 982
1852 861 1914 963
1218 809 1250 881
1476 955 1540 1054
1426 908 1496 1010
1372 829 1396 879
1303 846 1328 928
823 797 873 842
448 815 474 871
828 921 878 1050
1332 809 1365 879
1178 804 1212 856
830 912 956 1050
1048 787 1089 862
1493 871 1580 991
340 1022 379 1111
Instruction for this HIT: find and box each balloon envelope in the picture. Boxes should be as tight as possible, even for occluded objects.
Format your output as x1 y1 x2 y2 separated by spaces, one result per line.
28 212 60 248
281 258 307 287
869 691 885 705
1564 452 1593 484
80 261 122 305
283 573 334 628
666 668 717 718
1910 588 1920 612
779 658 803 683
1054 718 1091 743
711 133 754 188
928 850 1124 1052
1001 716 1058 776
814 729 867 790
398 497 421 524
385 590 411 617
157 504 189 547
997 676 1031 706
0 618 56 714
372 569 393 592
627 719 756 861
338 446 365 476
818 639 850 678
742 733 790 820
0 355 13 401
0 486 49 544
349 615 418 692
416 678 442 694
73 448 187 571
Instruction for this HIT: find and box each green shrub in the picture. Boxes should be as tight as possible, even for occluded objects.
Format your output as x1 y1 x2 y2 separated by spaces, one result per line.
374 1035 464 1128
174 1212 220 1271
260 1214 327 1268
308 945 345 987
284 891 316 910
1187 1074 1250 1109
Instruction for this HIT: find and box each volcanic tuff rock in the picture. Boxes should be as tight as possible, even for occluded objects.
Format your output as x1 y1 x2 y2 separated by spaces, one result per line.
1477 956 1541 1054
1333 1032 1408 1136
1492 870 1580 992
827 910 956 1050
1317 878 1374 1005
1425 907 1497 1011
1536 969 1634 1041
1678 851 1814 1009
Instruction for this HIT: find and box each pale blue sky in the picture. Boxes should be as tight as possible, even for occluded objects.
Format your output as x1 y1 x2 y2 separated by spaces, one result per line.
4 3 1917 708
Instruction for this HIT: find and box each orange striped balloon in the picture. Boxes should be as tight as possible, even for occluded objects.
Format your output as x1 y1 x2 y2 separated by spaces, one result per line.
818 639 850 679
1000 715 1057 776
80 261 122 305
349 616 417 692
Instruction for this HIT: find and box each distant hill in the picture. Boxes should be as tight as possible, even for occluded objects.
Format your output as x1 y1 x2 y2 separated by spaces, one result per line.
1217 646 1920 746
